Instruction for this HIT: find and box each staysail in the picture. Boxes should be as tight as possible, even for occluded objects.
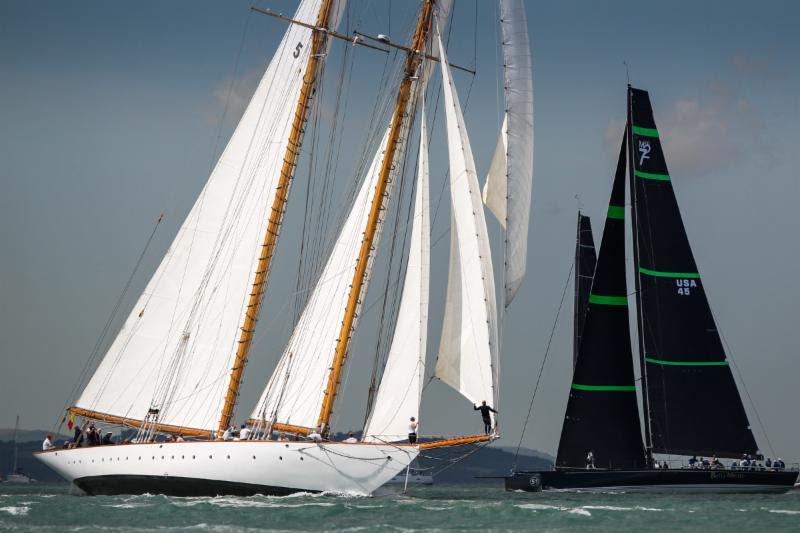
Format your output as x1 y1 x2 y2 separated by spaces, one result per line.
573 213 596 368
628 86 758 458
74 0 344 433
556 133 646 470
482 0 534 307
435 30 499 411
252 127 393 431
363 110 430 443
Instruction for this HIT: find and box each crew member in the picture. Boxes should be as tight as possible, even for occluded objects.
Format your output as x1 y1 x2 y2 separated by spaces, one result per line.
473 401 497 434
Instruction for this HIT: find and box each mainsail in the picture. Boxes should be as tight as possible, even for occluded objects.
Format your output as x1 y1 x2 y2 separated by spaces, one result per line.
573 213 596 368
435 30 499 410
628 86 758 458
363 110 430 443
482 0 534 307
556 133 646 470
74 0 344 434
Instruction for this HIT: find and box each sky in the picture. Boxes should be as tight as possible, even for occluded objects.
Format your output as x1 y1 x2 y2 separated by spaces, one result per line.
1 0 798 463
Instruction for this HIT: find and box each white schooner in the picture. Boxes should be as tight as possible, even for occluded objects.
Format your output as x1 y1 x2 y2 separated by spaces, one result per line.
36 0 533 496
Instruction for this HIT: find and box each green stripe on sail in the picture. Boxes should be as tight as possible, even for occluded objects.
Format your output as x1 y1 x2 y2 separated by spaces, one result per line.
632 125 659 138
635 170 670 181
607 205 625 219
646 357 728 367
639 267 700 279
572 384 635 392
589 294 628 306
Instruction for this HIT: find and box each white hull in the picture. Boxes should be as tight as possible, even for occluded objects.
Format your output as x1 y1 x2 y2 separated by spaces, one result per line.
3 474 35 484
36 440 418 496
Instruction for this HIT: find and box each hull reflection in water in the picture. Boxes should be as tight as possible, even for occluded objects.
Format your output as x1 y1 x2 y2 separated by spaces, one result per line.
36 441 417 496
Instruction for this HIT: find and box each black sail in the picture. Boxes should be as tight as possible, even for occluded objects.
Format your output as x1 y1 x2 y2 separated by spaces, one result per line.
627 86 758 458
573 213 597 368
556 133 647 470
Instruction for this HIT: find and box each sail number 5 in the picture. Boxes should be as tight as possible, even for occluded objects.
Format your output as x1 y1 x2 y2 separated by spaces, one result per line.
293 42 303 58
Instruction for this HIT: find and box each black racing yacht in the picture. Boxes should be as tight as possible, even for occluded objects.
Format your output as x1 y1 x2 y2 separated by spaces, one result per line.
506 86 798 493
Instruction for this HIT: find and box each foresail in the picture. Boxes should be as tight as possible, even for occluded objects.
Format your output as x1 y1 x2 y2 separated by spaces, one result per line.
434 31 499 409
252 128 392 431
75 0 344 433
363 110 429 443
483 0 534 307
483 117 507 226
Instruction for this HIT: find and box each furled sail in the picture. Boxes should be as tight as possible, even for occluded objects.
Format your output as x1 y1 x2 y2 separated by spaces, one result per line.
74 0 344 433
556 133 646 470
252 127 392 431
363 110 430 443
573 213 596 368
482 0 534 307
628 86 758 458
434 30 499 410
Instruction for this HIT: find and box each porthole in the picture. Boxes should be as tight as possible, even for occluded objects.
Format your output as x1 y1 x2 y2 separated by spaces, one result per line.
227 455 230 459
161 456 165 460
192 455 196 459
279 456 283 460
138 457 142 460
300 457 304 461
152 456 155 460
252 456 256 460
181 455 185 459
171 456 174 460
209 455 213 459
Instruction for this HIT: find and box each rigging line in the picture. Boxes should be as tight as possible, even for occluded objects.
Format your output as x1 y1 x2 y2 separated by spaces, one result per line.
512 260 574 471
53 213 165 433
712 307 777 458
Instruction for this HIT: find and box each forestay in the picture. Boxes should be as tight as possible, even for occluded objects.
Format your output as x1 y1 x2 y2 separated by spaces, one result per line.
363 109 430 443
252 128 393 430
482 0 534 307
75 0 344 432
434 30 499 409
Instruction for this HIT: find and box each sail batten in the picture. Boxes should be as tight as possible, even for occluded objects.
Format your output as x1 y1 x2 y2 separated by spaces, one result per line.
435 29 499 411
75 0 344 432
628 86 758 458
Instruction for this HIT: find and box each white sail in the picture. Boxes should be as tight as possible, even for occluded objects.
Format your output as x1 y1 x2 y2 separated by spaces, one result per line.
434 31 499 409
252 128 393 430
75 0 345 432
363 110 429 443
482 116 507 227
483 0 534 307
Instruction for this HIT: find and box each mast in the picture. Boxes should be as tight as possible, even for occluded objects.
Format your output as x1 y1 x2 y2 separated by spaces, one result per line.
11 415 19 474
317 0 435 431
217 0 337 433
627 85 653 464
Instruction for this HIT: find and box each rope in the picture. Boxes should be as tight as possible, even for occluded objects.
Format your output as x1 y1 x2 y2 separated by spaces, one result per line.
512 261 574 471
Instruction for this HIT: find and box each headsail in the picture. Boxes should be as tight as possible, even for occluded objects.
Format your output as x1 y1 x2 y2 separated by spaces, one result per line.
251 127 393 431
573 213 596 368
74 0 344 434
628 86 758 458
363 109 430 443
556 133 646 470
482 0 534 307
434 30 499 410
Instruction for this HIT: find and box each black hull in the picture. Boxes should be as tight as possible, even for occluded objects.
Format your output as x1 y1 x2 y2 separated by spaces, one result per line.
74 475 317 497
505 469 798 494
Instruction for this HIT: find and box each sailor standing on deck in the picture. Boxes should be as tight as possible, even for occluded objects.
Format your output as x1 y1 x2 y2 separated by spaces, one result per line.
473 401 497 434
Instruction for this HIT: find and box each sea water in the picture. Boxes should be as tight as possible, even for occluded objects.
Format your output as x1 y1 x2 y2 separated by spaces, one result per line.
1 483 799 531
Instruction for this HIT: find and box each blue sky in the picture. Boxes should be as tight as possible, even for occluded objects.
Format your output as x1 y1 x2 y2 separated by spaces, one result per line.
1 0 798 461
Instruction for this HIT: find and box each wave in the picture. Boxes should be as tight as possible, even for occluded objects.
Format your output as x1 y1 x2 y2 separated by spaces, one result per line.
0 506 29 516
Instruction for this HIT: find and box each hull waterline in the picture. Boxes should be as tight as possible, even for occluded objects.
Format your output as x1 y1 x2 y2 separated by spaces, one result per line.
506 469 799 494
36 440 418 496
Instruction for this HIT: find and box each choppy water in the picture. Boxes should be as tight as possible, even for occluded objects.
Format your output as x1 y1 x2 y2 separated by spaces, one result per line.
1 483 799 531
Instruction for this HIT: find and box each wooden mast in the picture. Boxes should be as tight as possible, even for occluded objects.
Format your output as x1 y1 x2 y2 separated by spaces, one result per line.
317 0 436 431
217 0 337 434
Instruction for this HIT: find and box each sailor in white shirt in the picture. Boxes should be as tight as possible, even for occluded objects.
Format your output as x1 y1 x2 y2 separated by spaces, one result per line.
408 417 418 444
307 426 323 442
222 427 233 441
343 432 358 443
42 434 55 451
239 424 252 440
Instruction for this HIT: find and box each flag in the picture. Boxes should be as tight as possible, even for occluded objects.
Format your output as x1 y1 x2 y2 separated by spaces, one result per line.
67 412 75 430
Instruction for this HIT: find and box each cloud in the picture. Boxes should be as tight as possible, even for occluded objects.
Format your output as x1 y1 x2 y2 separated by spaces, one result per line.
732 54 784 80
209 68 262 126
